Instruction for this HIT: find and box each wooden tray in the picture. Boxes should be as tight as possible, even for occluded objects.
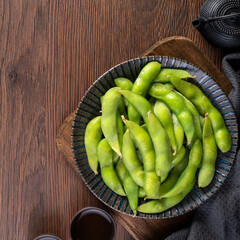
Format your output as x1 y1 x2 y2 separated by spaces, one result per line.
57 36 232 240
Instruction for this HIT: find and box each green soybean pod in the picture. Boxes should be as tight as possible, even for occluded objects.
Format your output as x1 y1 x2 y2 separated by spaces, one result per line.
112 112 124 165
170 76 231 152
136 149 144 165
122 117 160 199
118 96 127 118
128 61 161 123
139 187 146 198
138 178 195 214
198 113 217 187
85 116 102 174
154 100 177 155
118 90 172 181
172 113 184 152
153 68 193 83
176 91 202 141
172 146 186 167
161 140 202 198
114 77 133 90
169 75 205 115
149 97 156 109
203 97 232 153
122 130 144 187
97 139 126 196
101 87 122 157
163 83 175 89
115 77 133 107
160 151 189 196
149 83 195 145
117 112 124 150
116 159 139 215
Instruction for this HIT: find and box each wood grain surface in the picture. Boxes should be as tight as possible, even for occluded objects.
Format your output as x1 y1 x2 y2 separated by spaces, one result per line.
0 0 232 239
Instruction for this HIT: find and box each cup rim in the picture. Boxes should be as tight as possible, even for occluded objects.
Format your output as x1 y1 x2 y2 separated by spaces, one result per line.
33 234 62 240
69 206 116 240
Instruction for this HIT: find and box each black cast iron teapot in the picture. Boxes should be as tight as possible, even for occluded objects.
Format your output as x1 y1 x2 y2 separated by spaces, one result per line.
192 0 240 48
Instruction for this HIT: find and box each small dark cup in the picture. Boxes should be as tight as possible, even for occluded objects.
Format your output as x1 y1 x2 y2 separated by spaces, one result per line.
70 207 116 240
33 234 62 240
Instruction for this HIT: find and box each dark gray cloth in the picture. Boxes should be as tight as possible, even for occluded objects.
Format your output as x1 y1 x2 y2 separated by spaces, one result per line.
166 53 240 240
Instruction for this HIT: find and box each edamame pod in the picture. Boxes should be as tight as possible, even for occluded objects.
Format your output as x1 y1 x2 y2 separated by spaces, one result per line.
85 116 102 174
149 83 195 145
118 90 172 181
160 151 189 196
114 77 133 107
112 112 123 165
154 100 177 155
198 113 217 187
138 178 195 214
117 111 124 151
118 96 127 118
101 87 122 156
203 97 231 153
163 83 174 89
170 76 231 152
116 159 139 215
153 68 192 83
128 61 161 123
122 130 144 187
139 187 146 198
176 91 202 141
172 146 186 167
97 139 125 196
114 77 133 90
172 113 184 152
122 117 160 199
161 140 202 198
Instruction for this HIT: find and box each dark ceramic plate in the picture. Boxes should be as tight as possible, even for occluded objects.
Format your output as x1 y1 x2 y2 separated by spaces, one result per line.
72 56 238 219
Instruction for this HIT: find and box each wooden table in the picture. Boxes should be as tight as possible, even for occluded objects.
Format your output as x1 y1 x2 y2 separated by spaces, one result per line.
0 1 231 239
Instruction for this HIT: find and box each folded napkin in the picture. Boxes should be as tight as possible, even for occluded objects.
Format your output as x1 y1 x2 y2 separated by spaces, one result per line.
166 53 240 240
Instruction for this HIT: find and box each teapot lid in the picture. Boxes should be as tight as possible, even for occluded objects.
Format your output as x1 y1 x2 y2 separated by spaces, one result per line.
192 0 240 48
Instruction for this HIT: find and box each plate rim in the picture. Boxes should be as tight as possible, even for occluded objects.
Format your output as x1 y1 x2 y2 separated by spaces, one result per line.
71 55 239 219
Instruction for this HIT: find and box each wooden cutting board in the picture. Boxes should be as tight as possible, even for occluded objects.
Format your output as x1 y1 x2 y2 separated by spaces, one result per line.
57 36 232 240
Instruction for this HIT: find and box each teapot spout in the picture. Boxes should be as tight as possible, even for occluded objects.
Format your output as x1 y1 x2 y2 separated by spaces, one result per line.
192 18 206 32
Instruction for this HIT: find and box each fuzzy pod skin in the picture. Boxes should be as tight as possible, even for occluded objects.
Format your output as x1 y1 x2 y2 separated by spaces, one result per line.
160 150 189 197
176 91 202 141
122 130 144 187
101 87 122 157
114 77 133 91
138 187 146 198
172 146 186 167
172 113 184 152
119 90 172 182
153 68 192 83
198 114 217 187
161 140 202 198
138 178 195 214
116 158 139 215
85 116 102 174
97 139 126 196
128 61 161 123
149 83 195 145
114 77 133 107
169 76 231 153
154 100 177 155
122 117 161 199
203 98 232 153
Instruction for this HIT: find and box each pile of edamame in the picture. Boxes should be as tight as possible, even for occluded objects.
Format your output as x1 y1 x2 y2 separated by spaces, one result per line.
84 61 232 216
